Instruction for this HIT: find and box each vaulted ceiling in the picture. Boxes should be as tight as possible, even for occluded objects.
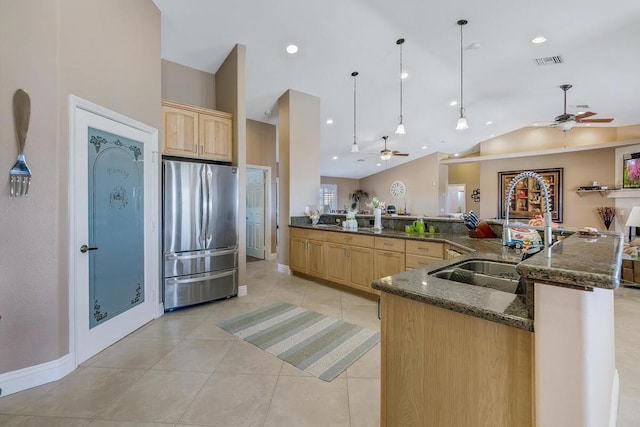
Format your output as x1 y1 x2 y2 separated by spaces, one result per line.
153 0 640 178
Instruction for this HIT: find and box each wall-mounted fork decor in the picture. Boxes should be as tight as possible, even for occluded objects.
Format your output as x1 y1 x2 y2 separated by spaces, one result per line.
9 89 32 197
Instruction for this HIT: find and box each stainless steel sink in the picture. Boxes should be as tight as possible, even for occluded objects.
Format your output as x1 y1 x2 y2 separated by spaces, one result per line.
430 260 521 294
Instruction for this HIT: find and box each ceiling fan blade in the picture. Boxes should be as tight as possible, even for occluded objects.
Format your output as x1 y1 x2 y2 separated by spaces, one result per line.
575 111 596 120
392 152 409 157
579 118 614 123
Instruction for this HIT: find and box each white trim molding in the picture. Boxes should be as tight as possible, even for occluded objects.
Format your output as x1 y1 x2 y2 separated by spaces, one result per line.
277 264 291 275
0 354 74 397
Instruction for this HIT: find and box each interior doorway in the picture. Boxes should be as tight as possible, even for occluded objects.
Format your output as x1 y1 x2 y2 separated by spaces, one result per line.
446 184 466 214
246 166 272 261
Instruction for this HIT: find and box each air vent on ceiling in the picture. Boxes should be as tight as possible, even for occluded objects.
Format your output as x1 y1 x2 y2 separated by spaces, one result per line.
534 55 564 66
576 104 589 109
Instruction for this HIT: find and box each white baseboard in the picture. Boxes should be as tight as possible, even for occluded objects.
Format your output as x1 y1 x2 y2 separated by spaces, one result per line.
156 302 165 318
0 353 75 397
267 253 277 261
277 264 291 275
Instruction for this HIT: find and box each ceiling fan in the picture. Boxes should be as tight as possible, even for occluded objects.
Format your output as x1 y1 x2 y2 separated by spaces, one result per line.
380 135 409 161
552 84 614 131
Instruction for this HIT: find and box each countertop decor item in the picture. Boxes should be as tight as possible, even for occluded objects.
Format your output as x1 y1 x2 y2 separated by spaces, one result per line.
596 206 617 230
9 89 32 197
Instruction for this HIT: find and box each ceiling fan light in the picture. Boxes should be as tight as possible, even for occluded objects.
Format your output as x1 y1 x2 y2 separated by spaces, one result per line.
395 122 405 135
351 142 359 153
380 150 393 161
556 120 575 132
456 116 469 130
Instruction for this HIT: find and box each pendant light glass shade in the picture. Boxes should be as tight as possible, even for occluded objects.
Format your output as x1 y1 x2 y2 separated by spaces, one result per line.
380 150 393 161
395 38 406 135
456 20 468 131
351 71 360 152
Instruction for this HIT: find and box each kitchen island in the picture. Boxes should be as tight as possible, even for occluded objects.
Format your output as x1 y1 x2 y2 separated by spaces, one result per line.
371 229 622 427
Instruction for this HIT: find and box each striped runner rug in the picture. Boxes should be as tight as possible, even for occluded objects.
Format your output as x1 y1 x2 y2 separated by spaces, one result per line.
216 302 380 381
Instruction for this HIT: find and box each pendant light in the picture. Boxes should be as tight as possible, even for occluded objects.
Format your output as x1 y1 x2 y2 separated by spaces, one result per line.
351 71 360 153
456 19 469 130
395 38 406 135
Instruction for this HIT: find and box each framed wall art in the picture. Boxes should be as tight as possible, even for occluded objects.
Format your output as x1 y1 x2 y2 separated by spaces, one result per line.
498 168 563 222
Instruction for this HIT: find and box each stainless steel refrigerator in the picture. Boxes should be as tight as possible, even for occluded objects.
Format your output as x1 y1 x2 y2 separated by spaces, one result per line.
162 159 238 310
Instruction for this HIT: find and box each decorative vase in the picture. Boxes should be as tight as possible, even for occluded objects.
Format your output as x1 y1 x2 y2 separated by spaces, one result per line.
374 208 383 231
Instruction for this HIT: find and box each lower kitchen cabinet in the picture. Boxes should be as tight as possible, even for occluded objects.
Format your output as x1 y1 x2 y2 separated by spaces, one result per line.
289 229 326 279
325 234 376 295
374 250 405 278
349 246 375 293
380 292 534 426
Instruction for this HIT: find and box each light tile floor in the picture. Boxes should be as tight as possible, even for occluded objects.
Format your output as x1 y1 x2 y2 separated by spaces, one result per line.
0 260 638 426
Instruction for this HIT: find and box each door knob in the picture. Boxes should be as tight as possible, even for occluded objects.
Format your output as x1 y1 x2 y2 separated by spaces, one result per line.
80 245 98 253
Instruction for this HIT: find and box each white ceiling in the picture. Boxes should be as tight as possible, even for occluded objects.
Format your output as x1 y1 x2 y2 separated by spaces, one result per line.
153 0 640 179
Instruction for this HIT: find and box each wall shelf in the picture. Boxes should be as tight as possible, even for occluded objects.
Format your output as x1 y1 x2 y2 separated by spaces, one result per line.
576 189 611 197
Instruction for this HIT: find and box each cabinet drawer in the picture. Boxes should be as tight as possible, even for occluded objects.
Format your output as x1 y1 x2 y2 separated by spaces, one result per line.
325 232 374 248
290 227 326 241
406 240 444 258
406 254 442 269
375 237 405 252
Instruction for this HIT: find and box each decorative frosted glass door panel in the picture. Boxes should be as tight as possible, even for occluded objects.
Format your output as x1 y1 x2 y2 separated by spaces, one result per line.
88 127 144 328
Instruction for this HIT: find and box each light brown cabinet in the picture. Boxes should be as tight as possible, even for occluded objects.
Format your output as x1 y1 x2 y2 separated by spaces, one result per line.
289 228 326 279
374 237 406 279
325 233 376 294
161 100 232 162
405 240 444 270
380 292 534 426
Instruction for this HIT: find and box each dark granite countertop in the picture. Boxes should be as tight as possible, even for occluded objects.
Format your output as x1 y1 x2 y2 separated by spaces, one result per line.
289 223 623 332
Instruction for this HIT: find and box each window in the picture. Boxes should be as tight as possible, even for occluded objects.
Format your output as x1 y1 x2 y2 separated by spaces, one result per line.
319 184 338 212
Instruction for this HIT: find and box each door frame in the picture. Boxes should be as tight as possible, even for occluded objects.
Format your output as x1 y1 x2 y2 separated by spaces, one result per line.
68 95 161 368
246 165 273 260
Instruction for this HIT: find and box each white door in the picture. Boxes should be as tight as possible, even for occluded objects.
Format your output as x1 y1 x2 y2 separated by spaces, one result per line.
246 168 265 259
71 98 159 364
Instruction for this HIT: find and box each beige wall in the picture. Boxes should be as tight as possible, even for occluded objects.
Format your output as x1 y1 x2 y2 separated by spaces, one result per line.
278 90 321 265
161 59 215 109
216 45 247 285
479 148 616 228
247 119 277 255
449 162 481 213
320 176 360 212
0 0 161 375
359 153 444 216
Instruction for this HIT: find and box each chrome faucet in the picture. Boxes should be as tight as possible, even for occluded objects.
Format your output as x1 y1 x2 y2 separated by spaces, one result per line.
503 171 552 257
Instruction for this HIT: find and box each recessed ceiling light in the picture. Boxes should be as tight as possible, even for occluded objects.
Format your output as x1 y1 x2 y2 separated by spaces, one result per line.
332 156 338 160
401 72 408 79
376 163 382 167
490 134 495 137
422 146 428 150
454 153 459 157
531 36 547 44
286 44 298 54
326 119 334 124
485 120 493 125
449 100 458 106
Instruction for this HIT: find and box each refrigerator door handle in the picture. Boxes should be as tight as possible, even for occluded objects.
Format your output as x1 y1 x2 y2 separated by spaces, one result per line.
165 269 236 285
205 166 213 244
165 248 238 261
199 165 208 244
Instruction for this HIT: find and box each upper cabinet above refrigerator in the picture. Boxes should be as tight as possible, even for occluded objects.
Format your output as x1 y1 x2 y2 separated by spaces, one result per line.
161 100 233 162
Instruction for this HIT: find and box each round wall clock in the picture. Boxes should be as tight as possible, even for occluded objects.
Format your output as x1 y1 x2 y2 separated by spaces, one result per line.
390 180 406 199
